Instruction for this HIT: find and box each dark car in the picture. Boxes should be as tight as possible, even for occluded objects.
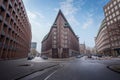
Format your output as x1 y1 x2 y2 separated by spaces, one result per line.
88 55 92 58
27 55 34 60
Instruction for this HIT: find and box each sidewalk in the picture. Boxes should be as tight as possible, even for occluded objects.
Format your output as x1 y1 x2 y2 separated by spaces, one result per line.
107 65 120 73
0 58 59 80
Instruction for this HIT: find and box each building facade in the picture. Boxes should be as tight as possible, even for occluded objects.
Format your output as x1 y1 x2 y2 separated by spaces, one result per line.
41 10 79 58
95 19 110 55
31 42 37 49
95 0 120 56
0 0 31 60
79 43 86 54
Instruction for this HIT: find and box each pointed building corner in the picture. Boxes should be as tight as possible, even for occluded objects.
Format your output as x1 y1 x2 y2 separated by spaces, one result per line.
58 9 62 13
41 10 80 58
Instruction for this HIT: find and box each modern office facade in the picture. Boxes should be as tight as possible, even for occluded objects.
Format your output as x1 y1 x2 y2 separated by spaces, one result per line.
0 0 31 60
95 0 120 56
41 10 79 58
95 19 110 55
31 42 37 49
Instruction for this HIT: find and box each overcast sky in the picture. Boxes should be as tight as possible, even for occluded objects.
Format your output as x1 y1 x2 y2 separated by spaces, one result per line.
23 0 109 52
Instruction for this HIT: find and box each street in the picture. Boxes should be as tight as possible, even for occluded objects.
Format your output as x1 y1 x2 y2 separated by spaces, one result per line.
24 57 120 80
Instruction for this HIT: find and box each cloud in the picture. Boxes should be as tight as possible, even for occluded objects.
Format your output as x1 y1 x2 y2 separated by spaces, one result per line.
27 11 45 20
82 18 93 29
82 11 94 29
60 0 77 15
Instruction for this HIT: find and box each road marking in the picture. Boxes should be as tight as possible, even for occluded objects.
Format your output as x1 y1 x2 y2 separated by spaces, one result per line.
44 70 58 80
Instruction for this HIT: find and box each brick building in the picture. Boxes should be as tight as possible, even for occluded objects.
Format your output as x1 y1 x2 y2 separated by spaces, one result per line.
95 0 120 56
0 0 31 60
41 10 79 58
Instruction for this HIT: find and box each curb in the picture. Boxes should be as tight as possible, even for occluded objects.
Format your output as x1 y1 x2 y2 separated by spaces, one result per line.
107 65 120 74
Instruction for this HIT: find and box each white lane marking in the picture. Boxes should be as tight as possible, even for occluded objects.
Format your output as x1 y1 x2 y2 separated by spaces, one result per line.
44 70 58 80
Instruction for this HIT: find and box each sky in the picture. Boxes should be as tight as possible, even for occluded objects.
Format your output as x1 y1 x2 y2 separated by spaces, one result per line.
23 0 110 52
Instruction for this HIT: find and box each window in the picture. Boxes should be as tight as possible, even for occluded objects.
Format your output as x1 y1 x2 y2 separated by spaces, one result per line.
114 1 116 5
111 8 114 12
0 6 5 17
117 0 120 2
5 13 10 22
110 4 113 8
109 15 112 19
53 36 56 39
116 11 119 15
107 6 110 10
114 18 117 22
110 20 113 24
115 6 118 10
3 0 8 8
118 15 120 20
8 4 12 14
107 22 110 25
112 13 115 17
53 32 56 35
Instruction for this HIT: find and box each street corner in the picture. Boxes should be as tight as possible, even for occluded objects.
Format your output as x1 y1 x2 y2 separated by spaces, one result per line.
107 65 120 73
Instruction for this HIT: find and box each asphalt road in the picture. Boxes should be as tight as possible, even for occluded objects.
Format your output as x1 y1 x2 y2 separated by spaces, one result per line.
27 57 120 80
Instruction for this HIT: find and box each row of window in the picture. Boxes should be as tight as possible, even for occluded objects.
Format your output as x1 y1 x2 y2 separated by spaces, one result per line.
107 15 120 25
106 10 120 21
105 0 120 12
96 29 108 43
105 5 120 16
96 37 109 49
98 45 110 52
111 42 120 47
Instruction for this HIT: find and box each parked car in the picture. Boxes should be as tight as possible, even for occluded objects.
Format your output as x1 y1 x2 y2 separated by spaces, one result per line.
88 55 92 58
41 55 48 60
27 55 34 60
76 55 83 58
